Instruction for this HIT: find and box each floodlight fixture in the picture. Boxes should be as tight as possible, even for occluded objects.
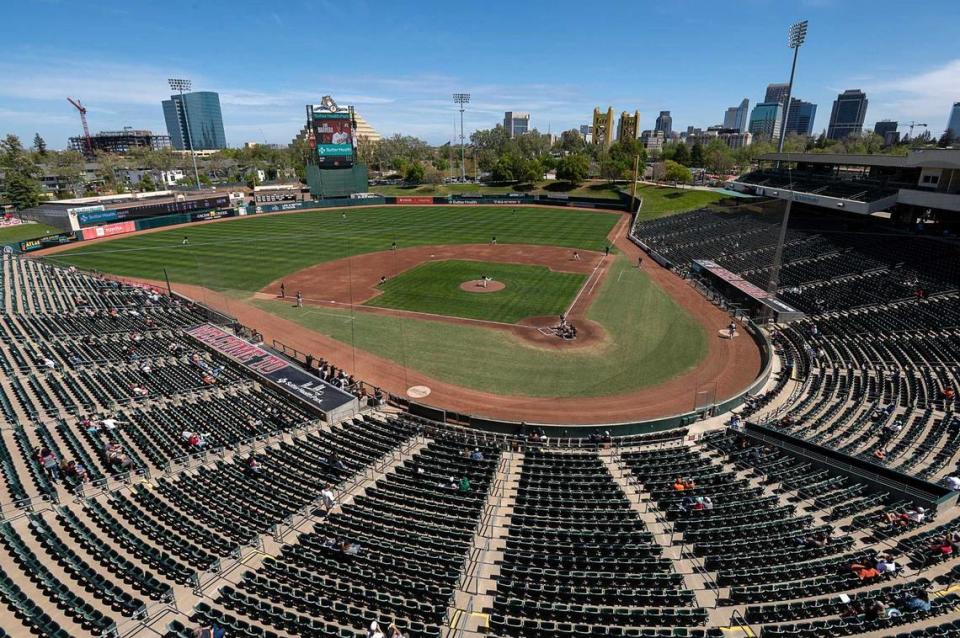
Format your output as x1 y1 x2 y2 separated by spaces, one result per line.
453 93 471 181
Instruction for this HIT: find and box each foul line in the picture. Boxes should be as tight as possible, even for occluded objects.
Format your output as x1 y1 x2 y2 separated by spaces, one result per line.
565 256 606 317
290 294 546 332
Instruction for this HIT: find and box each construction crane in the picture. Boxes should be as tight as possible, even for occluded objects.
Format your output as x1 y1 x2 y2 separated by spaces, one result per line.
904 121 928 140
67 97 94 157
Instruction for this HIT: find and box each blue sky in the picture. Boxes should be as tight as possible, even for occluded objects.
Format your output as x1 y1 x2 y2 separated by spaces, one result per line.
2 0 959 149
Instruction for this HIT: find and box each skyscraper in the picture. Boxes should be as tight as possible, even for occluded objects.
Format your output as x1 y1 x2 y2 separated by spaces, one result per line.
748 102 783 142
784 99 817 136
947 102 960 138
723 98 750 133
873 120 898 137
162 91 227 150
826 90 868 141
503 112 530 138
874 120 899 146
655 111 672 137
765 83 790 106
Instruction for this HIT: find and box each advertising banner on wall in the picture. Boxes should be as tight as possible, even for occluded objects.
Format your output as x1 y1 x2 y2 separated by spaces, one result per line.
80 221 137 240
312 112 354 168
190 209 232 222
185 323 358 420
395 196 434 205
18 233 78 253
77 209 120 225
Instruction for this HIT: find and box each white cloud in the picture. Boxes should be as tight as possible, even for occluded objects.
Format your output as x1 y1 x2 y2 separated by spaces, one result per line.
0 54 607 145
856 59 960 129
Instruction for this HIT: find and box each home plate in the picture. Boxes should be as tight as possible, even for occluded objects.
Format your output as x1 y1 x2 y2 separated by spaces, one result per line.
407 385 431 399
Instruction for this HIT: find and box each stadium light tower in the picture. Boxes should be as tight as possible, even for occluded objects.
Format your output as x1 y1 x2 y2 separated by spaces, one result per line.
169 78 202 191
776 20 808 156
766 20 808 299
453 93 471 182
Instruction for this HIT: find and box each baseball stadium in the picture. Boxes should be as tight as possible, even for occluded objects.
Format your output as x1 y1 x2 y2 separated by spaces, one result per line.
1 96 960 638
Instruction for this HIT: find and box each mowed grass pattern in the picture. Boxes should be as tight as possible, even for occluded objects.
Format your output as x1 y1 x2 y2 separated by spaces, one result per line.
48 206 619 293
366 260 585 323
255 255 708 397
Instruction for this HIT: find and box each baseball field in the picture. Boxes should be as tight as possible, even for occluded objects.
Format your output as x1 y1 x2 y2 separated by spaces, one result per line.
43 203 760 420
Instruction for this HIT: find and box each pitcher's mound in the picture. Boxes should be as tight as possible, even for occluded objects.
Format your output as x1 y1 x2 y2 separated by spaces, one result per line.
460 279 505 293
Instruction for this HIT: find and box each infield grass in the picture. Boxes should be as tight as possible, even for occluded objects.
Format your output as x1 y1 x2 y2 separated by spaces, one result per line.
254 255 707 397
48 206 618 292
366 260 585 323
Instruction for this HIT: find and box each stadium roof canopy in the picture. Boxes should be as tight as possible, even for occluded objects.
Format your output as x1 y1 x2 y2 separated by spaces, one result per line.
760 149 960 170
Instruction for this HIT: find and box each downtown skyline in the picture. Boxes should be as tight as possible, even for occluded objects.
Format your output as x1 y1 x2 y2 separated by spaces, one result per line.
1 0 959 148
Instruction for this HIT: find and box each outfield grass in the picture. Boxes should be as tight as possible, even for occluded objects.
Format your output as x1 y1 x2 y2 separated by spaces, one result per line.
366 260 585 323
0 223 61 244
48 206 619 293
254 255 707 397
633 184 729 221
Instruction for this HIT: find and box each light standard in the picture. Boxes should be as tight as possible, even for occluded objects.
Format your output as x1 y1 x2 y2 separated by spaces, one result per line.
767 20 808 298
776 20 808 156
452 93 470 182
168 78 202 191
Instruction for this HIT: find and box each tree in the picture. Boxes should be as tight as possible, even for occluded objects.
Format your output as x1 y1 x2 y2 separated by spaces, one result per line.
704 139 734 175
558 129 586 154
938 130 955 148
663 160 692 184
404 161 425 184
515 158 542 184
672 143 690 166
556 154 589 186
95 152 127 193
690 142 704 167
602 139 646 180
433 157 450 172
33 133 47 156
1 134 43 209
245 171 261 190
490 156 515 182
3 173 43 210
138 173 157 192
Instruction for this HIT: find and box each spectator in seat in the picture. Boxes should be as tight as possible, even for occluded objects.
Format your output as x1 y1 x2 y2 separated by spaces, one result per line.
458 476 471 492
931 536 953 558
246 456 262 476
192 624 225 638
367 621 384 638
876 554 898 576
386 624 403 638
902 589 931 612
864 599 886 621
850 560 880 581
321 484 336 512
470 449 484 461
40 449 60 481
945 475 960 491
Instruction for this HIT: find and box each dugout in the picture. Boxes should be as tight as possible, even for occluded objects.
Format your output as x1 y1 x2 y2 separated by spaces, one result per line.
690 259 804 323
